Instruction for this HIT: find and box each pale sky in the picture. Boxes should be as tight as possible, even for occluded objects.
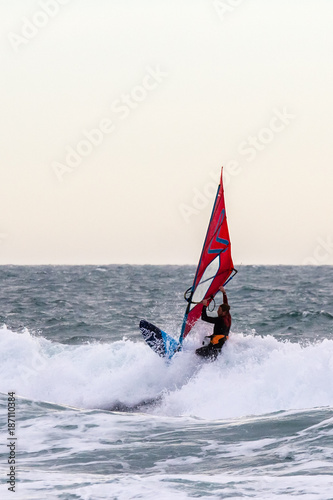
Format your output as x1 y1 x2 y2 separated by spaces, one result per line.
1 0 333 265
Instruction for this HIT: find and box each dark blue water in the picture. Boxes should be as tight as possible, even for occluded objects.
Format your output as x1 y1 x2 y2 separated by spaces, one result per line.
0 265 332 343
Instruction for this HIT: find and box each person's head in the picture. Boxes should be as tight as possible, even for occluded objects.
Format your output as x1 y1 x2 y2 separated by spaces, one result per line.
218 303 230 317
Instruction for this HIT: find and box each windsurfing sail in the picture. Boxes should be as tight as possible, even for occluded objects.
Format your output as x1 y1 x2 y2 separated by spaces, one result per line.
139 166 236 359
179 167 237 344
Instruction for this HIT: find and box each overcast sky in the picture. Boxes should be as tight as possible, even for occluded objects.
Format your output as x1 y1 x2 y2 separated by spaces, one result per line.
1 0 333 265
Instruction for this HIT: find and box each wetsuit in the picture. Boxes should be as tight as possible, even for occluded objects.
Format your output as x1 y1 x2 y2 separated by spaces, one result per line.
195 292 231 359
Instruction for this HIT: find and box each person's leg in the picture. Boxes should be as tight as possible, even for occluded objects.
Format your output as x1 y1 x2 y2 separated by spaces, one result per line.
195 345 219 359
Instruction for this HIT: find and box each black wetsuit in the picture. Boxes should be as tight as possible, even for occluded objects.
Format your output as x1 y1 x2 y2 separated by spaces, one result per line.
195 295 231 359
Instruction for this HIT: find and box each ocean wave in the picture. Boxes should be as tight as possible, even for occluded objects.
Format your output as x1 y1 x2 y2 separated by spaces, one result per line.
1 326 333 420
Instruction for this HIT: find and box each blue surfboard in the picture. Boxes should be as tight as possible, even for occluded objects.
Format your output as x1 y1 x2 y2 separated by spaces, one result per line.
139 320 180 359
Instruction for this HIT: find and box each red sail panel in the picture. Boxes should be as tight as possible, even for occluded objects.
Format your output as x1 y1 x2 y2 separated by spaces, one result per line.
180 167 235 341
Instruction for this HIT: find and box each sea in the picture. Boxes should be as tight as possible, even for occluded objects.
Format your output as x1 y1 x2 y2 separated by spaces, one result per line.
0 265 333 500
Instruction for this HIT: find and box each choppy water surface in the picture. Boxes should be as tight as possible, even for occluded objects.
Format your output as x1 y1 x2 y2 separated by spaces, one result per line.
0 265 332 499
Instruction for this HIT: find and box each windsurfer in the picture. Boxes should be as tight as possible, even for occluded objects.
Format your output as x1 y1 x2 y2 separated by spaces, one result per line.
195 286 231 359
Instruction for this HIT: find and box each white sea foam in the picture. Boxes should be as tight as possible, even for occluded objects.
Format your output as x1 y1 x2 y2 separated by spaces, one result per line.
1 325 333 419
8 469 333 500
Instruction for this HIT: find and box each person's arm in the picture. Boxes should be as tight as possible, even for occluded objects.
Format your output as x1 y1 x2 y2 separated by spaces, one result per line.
219 286 228 305
201 300 216 323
